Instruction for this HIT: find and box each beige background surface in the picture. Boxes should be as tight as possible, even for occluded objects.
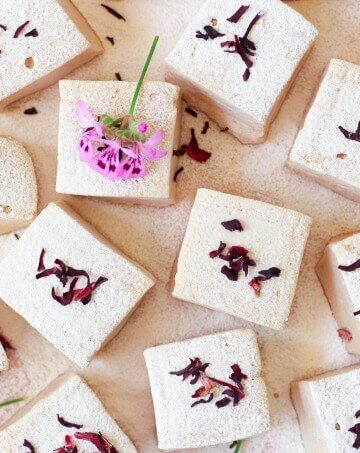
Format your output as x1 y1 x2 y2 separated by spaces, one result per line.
0 1 359 451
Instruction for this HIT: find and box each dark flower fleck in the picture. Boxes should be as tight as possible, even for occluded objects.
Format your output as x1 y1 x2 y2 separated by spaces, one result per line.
13 21 30 38
57 414 83 429
185 107 198 117
227 5 250 23
355 310 360 317
349 417 360 449
173 166 184 182
74 431 119 453
0 24 7 31
101 4 125 21
36 249 108 306
201 121 210 134
220 127 229 132
24 28 38 37
339 121 360 142
209 241 226 259
23 439 35 453
54 435 78 453
339 259 360 272
249 267 281 296
221 265 239 281
174 128 211 163
196 25 225 40
115 72 122 81
221 219 243 232
106 36 115 46
170 358 247 409
24 107 38 115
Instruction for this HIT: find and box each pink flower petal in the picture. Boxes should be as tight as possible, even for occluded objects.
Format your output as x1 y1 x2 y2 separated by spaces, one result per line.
145 130 165 148
76 100 103 135
90 148 121 181
117 155 146 179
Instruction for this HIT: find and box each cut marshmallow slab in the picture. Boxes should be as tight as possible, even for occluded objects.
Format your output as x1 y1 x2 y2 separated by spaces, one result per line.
0 343 9 372
56 80 181 206
173 188 311 329
0 137 37 234
144 329 270 450
0 0 103 110
0 202 155 367
316 232 360 355
0 374 136 452
291 364 360 453
288 59 360 203
165 0 317 144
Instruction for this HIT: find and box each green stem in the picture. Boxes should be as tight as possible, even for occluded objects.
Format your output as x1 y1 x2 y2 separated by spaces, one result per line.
234 440 243 453
129 35 159 116
0 397 24 408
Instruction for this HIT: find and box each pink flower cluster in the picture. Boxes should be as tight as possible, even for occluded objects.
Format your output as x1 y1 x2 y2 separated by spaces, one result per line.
76 100 167 180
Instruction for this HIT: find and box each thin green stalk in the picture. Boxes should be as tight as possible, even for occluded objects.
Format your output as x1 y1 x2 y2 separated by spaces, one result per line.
0 397 24 408
234 440 243 453
129 35 159 116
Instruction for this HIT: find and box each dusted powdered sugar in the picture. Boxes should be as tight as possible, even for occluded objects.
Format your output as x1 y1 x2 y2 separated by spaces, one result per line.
0 202 155 367
57 80 181 206
144 329 270 450
0 0 103 109
0 137 37 234
173 188 311 330
0 374 136 452
288 59 360 203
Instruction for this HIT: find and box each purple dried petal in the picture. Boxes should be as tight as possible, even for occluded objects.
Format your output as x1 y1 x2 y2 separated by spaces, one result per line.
115 72 122 81
215 397 232 408
196 25 225 40
173 166 184 182
339 121 360 142
24 107 38 115
229 364 248 388
209 241 226 259
37 248 46 272
0 25 7 31
101 4 125 21
74 431 119 453
354 310 360 316
221 219 243 232
52 278 78 306
221 265 239 281
173 145 187 156
23 439 35 453
349 422 360 449
13 20 29 38
258 267 281 280
201 121 210 135
57 414 83 429
356 409 360 418
24 28 38 37
106 36 115 45
339 259 360 272
191 392 214 407
227 5 250 23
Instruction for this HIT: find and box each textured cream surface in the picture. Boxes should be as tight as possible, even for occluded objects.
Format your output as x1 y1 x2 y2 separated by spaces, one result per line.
144 329 270 450
292 365 360 453
0 374 136 452
288 59 360 202
166 0 317 123
57 81 181 204
0 343 9 372
1 1 360 452
0 137 37 233
0 202 155 367
173 188 311 330
0 0 103 107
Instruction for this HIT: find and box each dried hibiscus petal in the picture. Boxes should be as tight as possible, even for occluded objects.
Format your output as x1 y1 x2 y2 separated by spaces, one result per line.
23 439 35 453
349 420 360 449
201 121 210 135
185 107 198 117
186 128 211 163
24 107 38 115
101 4 125 21
196 25 225 40
74 432 119 453
339 259 360 272
221 219 243 232
13 20 29 38
339 121 360 142
24 28 38 37
57 414 83 429
227 5 250 23
249 267 281 296
54 435 78 453
191 392 214 407
221 265 239 281
209 241 226 259
337 329 352 342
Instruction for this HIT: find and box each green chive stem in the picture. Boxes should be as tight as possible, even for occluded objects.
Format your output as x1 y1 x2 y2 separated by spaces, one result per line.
129 35 159 116
234 440 243 453
0 397 24 408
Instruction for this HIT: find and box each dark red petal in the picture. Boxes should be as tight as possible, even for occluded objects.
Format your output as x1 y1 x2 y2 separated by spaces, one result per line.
185 107 198 117
13 20 29 38
227 5 250 23
258 267 281 280
201 121 210 135
221 265 239 281
338 259 360 272
215 397 231 408
57 414 83 429
186 128 211 163
37 248 46 272
209 241 226 258
221 219 244 232
23 439 35 453
74 432 119 453
101 4 125 21
191 392 214 407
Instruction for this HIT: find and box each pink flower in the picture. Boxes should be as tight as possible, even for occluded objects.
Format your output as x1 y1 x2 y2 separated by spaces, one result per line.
76 100 105 163
76 100 103 136
139 130 167 159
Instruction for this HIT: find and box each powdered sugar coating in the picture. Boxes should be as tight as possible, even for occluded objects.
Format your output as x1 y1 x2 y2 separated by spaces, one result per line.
57 80 181 206
0 343 9 372
0 202 155 367
0 0 103 109
292 365 360 453
173 188 311 330
0 137 37 234
166 0 317 143
144 329 270 450
0 374 136 452
288 59 360 203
